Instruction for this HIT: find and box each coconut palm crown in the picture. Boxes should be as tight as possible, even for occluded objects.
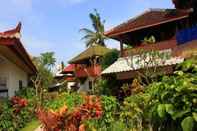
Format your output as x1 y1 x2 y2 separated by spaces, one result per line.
80 9 107 47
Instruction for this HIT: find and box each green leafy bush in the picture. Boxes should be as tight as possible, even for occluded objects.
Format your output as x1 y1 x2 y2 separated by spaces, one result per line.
85 95 120 130
0 98 35 130
44 92 83 111
0 88 37 131
119 58 197 131
101 49 119 70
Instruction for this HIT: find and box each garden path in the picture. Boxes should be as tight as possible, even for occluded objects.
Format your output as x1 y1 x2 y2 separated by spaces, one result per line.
34 125 43 131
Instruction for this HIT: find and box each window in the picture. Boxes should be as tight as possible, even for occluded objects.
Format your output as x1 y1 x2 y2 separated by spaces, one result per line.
89 81 92 90
0 77 8 97
19 80 23 90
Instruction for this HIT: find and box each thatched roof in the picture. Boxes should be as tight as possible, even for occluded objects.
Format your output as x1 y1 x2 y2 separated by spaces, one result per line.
69 45 111 64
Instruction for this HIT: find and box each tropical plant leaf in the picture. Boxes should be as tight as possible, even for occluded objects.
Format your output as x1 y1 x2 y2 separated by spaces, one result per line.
172 109 190 120
165 104 174 115
157 104 166 118
192 112 197 122
181 116 194 131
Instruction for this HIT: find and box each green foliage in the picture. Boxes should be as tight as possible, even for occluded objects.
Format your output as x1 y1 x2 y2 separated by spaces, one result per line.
94 77 119 96
15 87 36 99
100 96 119 124
86 120 128 131
44 92 83 111
120 93 149 129
133 50 171 85
181 116 194 131
85 95 121 131
118 58 197 131
21 119 40 131
0 99 35 130
143 35 156 44
0 88 38 131
80 9 107 47
31 52 56 103
101 49 119 70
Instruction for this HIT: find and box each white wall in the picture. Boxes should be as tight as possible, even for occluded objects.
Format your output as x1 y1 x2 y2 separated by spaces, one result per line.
0 54 28 97
67 82 75 90
78 77 94 92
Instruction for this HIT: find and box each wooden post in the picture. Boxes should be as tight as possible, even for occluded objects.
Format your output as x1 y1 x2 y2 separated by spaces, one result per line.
120 41 124 57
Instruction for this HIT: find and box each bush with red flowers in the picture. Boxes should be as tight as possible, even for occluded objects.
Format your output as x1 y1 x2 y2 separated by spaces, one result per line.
37 95 103 131
11 96 28 113
0 88 37 131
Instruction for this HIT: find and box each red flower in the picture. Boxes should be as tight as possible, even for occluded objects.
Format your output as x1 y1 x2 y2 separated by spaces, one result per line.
11 96 28 113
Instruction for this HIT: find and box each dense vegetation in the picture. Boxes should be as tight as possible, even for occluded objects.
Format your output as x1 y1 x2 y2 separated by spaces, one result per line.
0 88 37 130
101 49 119 70
1 56 197 131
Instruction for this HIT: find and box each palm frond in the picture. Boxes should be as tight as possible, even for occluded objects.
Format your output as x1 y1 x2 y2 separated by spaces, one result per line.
80 28 95 35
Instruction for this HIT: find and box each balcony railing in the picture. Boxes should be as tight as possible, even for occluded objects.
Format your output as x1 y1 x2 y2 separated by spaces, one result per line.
176 25 197 45
75 65 102 78
123 39 177 57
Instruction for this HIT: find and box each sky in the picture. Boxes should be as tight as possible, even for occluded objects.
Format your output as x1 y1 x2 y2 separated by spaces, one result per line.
0 0 174 66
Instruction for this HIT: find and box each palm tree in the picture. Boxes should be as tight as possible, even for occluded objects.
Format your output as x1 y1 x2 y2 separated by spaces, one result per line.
80 9 107 47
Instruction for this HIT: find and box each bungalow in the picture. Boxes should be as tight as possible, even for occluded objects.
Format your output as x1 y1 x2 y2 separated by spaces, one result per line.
69 44 110 92
102 9 197 80
0 23 37 97
61 64 76 90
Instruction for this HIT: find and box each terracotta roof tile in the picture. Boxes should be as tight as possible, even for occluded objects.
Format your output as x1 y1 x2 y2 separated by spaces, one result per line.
0 22 21 39
0 22 37 74
63 64 75 72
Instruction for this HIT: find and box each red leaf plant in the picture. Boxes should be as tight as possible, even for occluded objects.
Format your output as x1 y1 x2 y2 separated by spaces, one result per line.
37 95 103 131
11 96 28 113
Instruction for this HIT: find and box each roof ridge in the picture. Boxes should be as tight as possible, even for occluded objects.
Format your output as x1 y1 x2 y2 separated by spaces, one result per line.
0 22 22 39
149 8 176 12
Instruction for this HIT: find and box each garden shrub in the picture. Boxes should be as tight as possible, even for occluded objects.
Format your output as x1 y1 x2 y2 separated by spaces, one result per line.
100 96 119 124
120 93 150 130
0 88 37 131
15 87 36 100
101 49 119 70
44 92 83 111
119 58 197 131
37 95 102 131
85 95 120 130
0 96 34 131
94 76 120 96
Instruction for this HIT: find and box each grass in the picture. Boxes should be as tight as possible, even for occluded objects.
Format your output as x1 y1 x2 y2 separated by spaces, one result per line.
21 119 40 131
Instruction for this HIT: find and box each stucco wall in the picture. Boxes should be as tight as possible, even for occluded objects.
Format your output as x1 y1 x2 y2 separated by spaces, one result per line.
67 82 76 90
78 77 94 92
0 54 28 97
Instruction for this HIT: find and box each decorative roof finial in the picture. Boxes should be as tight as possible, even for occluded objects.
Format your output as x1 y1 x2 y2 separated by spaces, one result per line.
15 22 22 33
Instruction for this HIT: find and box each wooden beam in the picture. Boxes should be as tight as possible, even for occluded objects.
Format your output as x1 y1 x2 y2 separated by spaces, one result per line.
120 41 124 57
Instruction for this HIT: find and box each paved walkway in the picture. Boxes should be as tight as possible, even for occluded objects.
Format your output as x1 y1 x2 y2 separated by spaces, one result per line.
34 125 43 131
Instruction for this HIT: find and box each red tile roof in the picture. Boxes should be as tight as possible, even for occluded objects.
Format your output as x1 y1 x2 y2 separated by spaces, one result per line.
66 77 75 82
63 64 75 73
0 22 37 74
105 9 189 38
0 22 21 39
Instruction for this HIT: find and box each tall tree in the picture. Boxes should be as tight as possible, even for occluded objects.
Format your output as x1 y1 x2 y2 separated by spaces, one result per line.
80 9 107 47
31 52 56 103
